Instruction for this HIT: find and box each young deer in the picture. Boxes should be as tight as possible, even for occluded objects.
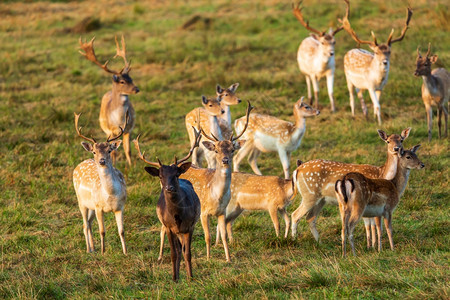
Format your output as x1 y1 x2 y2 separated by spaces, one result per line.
170 101 253 262
233 97 319 179
215 172 297 245
185 84 242 168
414 44 449 141
79 36 139 166
134 129 201 282
339 0 413 124
291 128 411 241
292 2 344 111
72 112 128 255
335 145 424 256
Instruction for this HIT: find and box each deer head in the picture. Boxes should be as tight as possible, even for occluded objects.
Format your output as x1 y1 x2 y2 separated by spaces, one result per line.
398 145 425 170
216 83 242 106
292 1 344 58
340 0 413 68
201 95 225 116
377 127 410 155
79 35 139 95
74 112 127 167
294 97 320 119
414 44 438 77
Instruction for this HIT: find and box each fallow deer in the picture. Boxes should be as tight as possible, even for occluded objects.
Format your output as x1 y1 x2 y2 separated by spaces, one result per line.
134 129 201 282
335 145 424 256
339 0 413 124
79 35 139 166
185 84 242 168
414 44 449 141
291 128 411 241
233 97 319 179
158 101 253 263
293 2 344 111
72 112 128 255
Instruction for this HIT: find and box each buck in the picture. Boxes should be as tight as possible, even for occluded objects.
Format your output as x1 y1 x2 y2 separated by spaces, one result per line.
72 112 128 255
414 44 449 141
292 1 344 111
214 172 297 246
291 128 411 241
339 0 413 124
154 102 253 263
185 84 242 168
335 145 424 256
134 129 201 282
79 35 139 166
233 97 319 179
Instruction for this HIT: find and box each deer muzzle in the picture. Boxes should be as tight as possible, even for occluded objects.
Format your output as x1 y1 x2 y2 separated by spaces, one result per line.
99 158 106 166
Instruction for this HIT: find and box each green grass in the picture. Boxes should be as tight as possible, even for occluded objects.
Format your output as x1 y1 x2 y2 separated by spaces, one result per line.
0 0 449 298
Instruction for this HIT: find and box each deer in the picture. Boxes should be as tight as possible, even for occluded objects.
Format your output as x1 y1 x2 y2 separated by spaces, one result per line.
79 35 139 166
185 84 242 168
335 145 425 257
213 172 297 246
152 102 253 263
291 127 411 242
339 0 413 124
133 128 202 282
414 44 449 142
292 1 344 112
72 111 128 255
233 97 319 179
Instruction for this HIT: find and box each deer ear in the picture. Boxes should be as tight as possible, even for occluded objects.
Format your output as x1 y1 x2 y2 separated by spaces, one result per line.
202 141 215 152
310 34 319 40
110 140 122 151
234 139 246 150
144 166 160 177
296 159 302 167
81 142 93 152
411 144 421 153
229 83 239 93
377 130 388 142
113 75 120 82
177 162 192 175
216 85 223 95
202 95 208 105
430 55 438 64
401 127 411 140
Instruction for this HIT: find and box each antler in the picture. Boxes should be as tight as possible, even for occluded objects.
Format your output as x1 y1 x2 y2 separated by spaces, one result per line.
74 112 97 144
425 43 431 57
231 101 254 142
386 6 413 45
133 134 162 167
339 0 377 47
175 127 202 166
416 46 422 58
114 35 131 74
292 2 324 36
106 110 129 142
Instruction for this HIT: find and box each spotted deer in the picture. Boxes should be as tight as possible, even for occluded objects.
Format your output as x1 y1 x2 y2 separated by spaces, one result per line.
156 102 254 263
291 128 411 241
185 84 242 168
79 35 139 166
293 1 344 111
134 129 201 282
72 112 128 255
339 0 413 124
335 145 424 256
233 97 319 179
414 44 449 141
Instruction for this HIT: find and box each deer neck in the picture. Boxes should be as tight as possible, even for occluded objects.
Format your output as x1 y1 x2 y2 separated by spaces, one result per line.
422 74 439 94
97 164 123 196
210 163 232 201
209 115 223 140
293 109 307 133
219 105 231 125
111 86 129 105
390 163 411 198
163 183 184 210
380 152 398 180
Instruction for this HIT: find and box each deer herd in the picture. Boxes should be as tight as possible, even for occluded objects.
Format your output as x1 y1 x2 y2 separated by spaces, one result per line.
71 0 446 282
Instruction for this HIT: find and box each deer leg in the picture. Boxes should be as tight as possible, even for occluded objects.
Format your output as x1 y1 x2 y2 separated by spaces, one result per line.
326 72 336 112
368 89 382 125
233 139 253 173
95 208 106 254
200 213 211 260
183 231 194 279
346 79 356 116
306 199 326 242
215 224 220 246
311 76 320 109
87 209 95 252
280 208 290 239
370 218 376 249
356 89 368 117
277 149 290 180
218 214 231 262
158 225 166 261
338 203 347 257
268 207 280 237
175 237 182 281
363 218 372 249
291 200 314 238
305 75 313 104
166 231 178 281
384 213 394 251
123 132 132 166
225 207 243 244
374 217 383 252
425 104 433 142
438 106 442 139
80 206 92 253
443 102 448 138
248 149 262 176
114 210 127 255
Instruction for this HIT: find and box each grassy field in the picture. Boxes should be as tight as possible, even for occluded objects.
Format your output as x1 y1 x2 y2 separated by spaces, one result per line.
0 0 449 298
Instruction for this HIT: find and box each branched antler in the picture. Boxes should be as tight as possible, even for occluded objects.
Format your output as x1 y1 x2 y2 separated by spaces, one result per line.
231 101 254 142
74 112 97 144
292 2 324 36
106 110 129 142
386 6 413 45
133 134 162 167
114 35 131 73
339 0 377 47
175 127 202 166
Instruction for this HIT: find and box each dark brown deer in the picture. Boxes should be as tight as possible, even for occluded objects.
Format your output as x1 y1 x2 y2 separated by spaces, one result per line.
134 128 202 282
79 35 139 166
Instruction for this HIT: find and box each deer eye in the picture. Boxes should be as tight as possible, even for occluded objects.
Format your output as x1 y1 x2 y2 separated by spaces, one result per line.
387 141 390 144
108 150 112 153
120 81 125 84
225 93 228 96
93 151 96 154
406 156 411 159
209 104 213 107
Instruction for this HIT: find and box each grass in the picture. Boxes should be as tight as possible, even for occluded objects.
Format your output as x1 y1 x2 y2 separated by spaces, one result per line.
0 0 449 298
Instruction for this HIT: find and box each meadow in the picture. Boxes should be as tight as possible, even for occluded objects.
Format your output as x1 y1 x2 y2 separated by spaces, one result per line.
0 0 449 298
